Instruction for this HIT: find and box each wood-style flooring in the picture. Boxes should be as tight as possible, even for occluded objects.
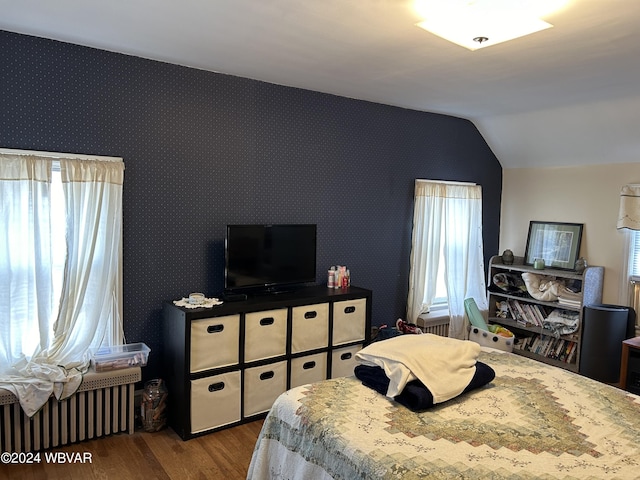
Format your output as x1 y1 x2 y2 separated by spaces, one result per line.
0 420 264 480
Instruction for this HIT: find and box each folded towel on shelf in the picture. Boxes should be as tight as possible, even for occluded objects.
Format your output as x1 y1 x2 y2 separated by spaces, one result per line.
557 295 582 308
355 334 481 403
521 272 582 302
543 309 580 337
354 361 495 411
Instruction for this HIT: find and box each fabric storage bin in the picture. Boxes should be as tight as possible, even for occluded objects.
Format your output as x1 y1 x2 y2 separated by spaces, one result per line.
190 315 240 373
290 352 328 389
243 360 287 417
331 344 362 378
190 371 241 433
291 303 329 354
332 298 367 345
244 309 288 363
469 326 514 353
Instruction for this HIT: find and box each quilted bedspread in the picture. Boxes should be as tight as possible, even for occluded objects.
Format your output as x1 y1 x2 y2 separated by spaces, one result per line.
247 349 640 480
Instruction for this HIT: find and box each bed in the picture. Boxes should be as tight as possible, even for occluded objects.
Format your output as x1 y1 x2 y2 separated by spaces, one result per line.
247 345 640 479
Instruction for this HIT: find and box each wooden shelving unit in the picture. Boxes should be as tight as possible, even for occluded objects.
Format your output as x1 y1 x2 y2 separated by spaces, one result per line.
487 255 603 373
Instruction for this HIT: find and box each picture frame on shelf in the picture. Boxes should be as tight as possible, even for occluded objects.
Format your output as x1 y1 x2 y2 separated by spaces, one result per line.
524 221 583 270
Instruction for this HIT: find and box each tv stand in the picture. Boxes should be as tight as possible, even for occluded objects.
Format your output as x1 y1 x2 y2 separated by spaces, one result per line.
162 285 372 440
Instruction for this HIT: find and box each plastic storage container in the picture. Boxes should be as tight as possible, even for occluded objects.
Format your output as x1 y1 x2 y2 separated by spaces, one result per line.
90 342 150 372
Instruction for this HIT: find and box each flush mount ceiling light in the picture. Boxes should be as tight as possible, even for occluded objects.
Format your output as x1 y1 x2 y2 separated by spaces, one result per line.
414 0 569 50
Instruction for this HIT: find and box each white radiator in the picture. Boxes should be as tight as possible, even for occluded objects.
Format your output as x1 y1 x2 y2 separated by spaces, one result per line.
416 315 450 336
0 367 140 453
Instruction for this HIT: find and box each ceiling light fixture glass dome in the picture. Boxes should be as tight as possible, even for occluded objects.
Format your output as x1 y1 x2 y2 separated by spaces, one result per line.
413 0 570 50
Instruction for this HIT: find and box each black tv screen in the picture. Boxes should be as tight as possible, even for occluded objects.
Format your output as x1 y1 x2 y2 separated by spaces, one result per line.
225 224 317 292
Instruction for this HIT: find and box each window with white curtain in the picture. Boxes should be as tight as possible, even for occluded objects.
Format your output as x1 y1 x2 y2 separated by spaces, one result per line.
617 184 640 326
628 231 640 276
406 180 487 339
624 231 640 328
432 246 448 309
0 149 124 417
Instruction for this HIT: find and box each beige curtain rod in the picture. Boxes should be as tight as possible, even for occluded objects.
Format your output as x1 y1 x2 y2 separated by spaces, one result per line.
0 147 122 162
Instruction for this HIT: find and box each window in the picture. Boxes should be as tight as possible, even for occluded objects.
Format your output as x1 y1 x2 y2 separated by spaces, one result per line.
431 239 448 310
0 150 124 416
617 183 640 329
629 230 640 277
625 230 640 329
406 180 487 339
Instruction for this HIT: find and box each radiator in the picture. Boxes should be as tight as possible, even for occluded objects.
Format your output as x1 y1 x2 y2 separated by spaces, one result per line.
416 315 450 336
0 367 140 453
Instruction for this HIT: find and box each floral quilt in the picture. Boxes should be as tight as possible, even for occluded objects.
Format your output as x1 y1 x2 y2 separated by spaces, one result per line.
247 350 640 479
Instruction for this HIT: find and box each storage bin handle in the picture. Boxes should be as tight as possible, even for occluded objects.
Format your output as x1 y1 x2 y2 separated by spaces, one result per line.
304 311 317 319
259 371 275 381
303 361 316 370
207 324 224 334
340 352 352 360
344 306 356 314
208 382 225 392
259 317 275 326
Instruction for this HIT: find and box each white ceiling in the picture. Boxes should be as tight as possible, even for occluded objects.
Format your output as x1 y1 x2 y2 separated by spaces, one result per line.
1 0 639 168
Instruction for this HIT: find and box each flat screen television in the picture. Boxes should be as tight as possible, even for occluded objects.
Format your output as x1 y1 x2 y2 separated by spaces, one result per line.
224 224 317 294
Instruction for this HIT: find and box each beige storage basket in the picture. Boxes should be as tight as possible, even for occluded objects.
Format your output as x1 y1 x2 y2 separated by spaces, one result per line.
244 308 288 363
331 344 362 378
291 303 329 353
190 315 240 373
190 371 241 433
332 298 367 345
243 361 288 416
290 352 328 389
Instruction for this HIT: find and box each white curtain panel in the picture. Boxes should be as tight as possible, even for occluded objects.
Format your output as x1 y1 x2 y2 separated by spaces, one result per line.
407 181 487 339
38 158 125 367
0 152 124 416
0 155 54 374
407 181 444 322
442 184 487 339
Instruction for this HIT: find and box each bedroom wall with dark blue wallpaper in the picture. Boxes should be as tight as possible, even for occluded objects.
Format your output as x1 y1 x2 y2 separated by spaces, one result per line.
0 30 503 381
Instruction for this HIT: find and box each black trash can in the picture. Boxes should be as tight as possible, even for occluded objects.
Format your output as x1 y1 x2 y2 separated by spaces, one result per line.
580 304 636 383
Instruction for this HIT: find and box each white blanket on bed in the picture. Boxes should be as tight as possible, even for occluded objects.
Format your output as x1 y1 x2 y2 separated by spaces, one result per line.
355 334 480 403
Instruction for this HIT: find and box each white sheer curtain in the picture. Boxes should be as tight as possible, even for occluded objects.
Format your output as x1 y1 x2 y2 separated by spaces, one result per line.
407 180 487 339
407 182 444 322
0 155 55 371
37 158 125 366
0 151 124 416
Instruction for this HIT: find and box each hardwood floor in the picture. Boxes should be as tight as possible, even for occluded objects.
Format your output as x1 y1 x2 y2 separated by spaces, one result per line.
0 420 264 480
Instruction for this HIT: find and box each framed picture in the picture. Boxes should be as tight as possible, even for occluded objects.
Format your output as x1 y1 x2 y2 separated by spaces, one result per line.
524 221 584 270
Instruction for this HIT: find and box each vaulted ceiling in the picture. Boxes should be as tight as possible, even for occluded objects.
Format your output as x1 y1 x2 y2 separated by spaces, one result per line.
2 0 639 168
